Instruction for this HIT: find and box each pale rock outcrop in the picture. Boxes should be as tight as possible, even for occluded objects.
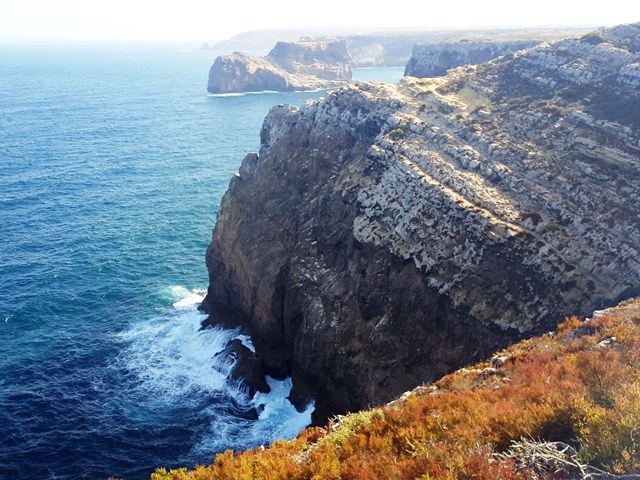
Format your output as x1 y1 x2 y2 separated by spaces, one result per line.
202 24 640 422
207 40 352 94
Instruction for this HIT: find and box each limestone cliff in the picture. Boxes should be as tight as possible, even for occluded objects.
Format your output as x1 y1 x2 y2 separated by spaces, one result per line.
405 40 540 77
207 40 351 94
202 24 640 422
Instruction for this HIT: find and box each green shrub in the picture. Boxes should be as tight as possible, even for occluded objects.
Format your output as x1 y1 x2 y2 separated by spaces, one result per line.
576 381 640 473
580 31 605 45
389 127 406 140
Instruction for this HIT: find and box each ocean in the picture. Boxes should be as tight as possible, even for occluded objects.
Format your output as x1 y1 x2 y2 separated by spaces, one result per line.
0 44 403 480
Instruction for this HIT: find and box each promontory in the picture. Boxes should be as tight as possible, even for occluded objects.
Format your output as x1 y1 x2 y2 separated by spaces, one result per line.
202 23 640 422
207 40 352 94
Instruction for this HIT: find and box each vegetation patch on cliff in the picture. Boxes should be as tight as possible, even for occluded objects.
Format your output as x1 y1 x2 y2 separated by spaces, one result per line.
152 298 640 479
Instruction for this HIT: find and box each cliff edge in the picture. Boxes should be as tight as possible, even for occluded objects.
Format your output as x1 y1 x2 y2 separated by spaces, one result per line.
202 24 640 421
207 40 352 94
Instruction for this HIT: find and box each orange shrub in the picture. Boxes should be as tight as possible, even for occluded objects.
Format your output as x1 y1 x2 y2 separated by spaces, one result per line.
556 315 583 337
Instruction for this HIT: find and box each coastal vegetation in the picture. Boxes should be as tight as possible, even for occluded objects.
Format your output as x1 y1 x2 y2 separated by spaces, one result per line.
152 298 640 479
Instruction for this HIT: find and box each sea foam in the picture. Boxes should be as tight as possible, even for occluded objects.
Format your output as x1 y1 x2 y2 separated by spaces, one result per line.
116 286 313 455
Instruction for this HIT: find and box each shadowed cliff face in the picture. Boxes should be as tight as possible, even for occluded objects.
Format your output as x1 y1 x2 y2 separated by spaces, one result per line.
202 23 640 422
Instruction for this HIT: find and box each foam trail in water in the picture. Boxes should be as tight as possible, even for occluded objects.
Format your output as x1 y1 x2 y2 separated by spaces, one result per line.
158 285 206 306
207 92 249 97
252 376 315 441
116 289 239 400
235 334 255 353
192 375 314 455
116 286 313 456
207 88 326 98
172 288 207 309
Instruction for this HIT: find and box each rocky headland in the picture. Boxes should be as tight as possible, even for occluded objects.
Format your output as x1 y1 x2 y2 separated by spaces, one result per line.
404 40 540 77
201 23 640 422
207 40 351 94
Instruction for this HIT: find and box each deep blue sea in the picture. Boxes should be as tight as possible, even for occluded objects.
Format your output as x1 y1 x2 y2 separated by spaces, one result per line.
0 44 403 480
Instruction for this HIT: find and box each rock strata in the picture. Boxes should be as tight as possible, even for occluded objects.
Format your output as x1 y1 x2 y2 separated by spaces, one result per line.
207 40 351 94
203 24 640 422
405 40 540 77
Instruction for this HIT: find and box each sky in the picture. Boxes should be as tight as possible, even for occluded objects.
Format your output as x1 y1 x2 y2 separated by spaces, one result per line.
2 0 639 43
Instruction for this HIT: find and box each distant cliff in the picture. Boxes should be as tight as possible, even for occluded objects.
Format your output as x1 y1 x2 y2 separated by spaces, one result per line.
202 24 640 421
405 40 540 77
207 40 351 94
343 33 437 67
210 28 592 68
313 31 589 68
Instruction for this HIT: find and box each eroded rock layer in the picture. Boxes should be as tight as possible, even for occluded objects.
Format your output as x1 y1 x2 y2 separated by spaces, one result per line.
203 24 640 421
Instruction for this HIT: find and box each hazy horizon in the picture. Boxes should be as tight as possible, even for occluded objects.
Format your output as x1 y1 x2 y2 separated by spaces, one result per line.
0 25 600 50
2 0 639 44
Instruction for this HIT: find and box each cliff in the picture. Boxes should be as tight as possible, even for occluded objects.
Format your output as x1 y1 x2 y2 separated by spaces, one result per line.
155 298 640 479
207 40 351 94
202 23 640 421
404 40 540 77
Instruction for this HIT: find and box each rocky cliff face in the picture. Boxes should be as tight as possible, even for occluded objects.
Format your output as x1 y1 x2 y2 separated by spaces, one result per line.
405 40 540 77
202 24 640 422
207 40 351 94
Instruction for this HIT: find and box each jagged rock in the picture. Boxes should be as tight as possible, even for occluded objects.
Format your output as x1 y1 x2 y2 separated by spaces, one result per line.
595 336 617 348
213 338 270 397
203 23 640 422
405 40 540 77
207 40 351 94
490 355 510 369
